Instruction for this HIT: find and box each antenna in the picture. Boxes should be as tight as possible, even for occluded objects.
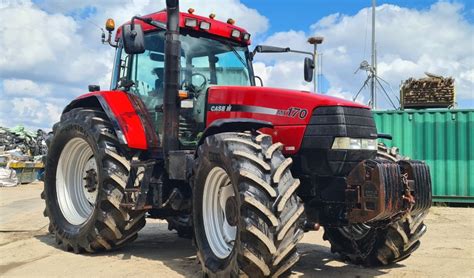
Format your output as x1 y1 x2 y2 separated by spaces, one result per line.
370 0 376 109
353 0 398 110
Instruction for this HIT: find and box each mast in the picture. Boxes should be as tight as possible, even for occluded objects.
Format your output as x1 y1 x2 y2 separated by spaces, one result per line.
370 0 377 109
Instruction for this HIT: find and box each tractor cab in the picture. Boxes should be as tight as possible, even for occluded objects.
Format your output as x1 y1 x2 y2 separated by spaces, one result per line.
108 9 254 148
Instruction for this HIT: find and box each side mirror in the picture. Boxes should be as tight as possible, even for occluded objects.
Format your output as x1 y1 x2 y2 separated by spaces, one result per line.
88 85 100 92
122 23 145 54
252 45 290 59
304 57 314 82
255 45 290 53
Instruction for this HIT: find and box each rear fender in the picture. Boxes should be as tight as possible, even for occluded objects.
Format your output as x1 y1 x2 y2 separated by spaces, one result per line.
63 91 158 150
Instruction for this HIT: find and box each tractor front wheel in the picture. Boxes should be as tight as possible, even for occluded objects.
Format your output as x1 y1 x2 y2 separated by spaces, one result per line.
42 108 146 253
323 144 429 266
193 132 304 277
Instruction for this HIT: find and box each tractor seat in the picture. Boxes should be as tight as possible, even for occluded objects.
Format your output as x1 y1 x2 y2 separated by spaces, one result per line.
140 69 165 111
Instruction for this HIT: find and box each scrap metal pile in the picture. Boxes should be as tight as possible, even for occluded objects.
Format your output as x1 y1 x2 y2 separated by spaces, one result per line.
400 72 455 109
0 126 48 156
0 126 48 186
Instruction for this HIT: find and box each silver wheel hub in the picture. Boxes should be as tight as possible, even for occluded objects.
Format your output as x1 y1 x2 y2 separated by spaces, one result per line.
203 167 237 259
56 138 99 225
83 158 98 203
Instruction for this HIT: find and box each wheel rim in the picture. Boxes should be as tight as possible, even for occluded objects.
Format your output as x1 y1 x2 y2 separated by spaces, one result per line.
340 224 372 240
56 137 99 225
203 167 237 259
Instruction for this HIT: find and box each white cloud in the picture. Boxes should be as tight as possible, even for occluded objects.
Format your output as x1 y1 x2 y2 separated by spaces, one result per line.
315 2 474 101
326 87 363 103
37 0 269 37
253 61 312 91
256 2 473 107
35 0 129 13
0 1 111 129
254 30 311 63
0 97 61 129
3 79 52 97
0 1 111 86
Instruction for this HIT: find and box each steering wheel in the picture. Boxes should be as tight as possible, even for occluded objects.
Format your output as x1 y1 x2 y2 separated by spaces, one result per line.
181 73 208 93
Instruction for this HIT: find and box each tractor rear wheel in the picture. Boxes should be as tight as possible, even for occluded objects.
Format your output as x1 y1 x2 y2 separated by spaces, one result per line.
193 132 304 277
323 144 429 266
167 215 193 239
42 108 146 253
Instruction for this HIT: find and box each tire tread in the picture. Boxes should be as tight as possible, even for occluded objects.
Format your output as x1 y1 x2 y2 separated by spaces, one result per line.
43 108 146 254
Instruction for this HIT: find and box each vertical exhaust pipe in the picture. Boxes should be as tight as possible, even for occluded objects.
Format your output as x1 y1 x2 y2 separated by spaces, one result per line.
163 0 180 166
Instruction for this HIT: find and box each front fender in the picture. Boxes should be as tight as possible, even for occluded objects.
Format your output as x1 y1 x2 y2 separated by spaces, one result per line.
64 91 158 150
197 118 273 146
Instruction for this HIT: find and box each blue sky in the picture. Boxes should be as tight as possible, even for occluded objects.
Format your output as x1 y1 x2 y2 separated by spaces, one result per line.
0 0 473 129
242 0 473 33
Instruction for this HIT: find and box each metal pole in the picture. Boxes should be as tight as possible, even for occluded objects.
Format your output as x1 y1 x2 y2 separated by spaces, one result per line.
313 44 317 93
319 53 323 93
370 0 377 109
307 36 324 94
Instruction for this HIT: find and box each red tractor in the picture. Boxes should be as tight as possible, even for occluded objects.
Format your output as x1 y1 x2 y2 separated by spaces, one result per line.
42 1 432 276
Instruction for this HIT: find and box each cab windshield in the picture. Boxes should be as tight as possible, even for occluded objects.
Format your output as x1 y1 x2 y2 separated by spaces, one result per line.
124 30 253 100
180 31 253 87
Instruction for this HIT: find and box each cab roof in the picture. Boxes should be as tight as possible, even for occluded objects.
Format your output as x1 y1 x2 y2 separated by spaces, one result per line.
115 10 251 45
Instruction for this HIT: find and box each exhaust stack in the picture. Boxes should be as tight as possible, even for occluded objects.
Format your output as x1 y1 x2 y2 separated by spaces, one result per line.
163 0 180 164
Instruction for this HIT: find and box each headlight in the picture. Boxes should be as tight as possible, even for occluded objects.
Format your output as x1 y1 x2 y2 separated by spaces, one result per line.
185 18 198 28
199 21 211 30
332 137 377 150
231 29 241 38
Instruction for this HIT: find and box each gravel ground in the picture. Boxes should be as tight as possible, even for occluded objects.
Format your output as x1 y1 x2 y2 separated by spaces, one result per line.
0 181 473 277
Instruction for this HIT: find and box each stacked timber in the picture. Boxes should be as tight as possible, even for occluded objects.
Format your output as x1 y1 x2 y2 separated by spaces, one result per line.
400 72 455 109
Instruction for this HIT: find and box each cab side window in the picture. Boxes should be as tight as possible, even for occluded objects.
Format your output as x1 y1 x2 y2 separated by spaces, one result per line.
126 32 166 143
129 33 166 110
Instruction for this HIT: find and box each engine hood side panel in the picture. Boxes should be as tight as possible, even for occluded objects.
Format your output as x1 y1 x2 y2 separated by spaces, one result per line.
206 86 369 127
206 86 370 154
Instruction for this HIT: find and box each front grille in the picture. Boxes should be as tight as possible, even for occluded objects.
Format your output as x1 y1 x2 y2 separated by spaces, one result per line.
297 106 378 176
302 106 377 149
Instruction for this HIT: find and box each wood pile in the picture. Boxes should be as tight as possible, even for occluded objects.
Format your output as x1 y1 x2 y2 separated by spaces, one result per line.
400 72 455 109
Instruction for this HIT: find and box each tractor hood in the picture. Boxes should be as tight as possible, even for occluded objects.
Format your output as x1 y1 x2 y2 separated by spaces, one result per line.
206 86 369 127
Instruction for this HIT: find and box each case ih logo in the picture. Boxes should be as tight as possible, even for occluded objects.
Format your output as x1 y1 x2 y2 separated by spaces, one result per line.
209 104 308 119
210 105 232 112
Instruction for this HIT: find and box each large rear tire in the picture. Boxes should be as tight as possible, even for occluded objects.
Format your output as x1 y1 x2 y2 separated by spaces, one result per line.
193 132 304 277
42 108 146 253
323 144 429 265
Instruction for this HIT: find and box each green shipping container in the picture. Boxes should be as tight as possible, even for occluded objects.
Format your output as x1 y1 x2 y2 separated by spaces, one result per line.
373 109 474 203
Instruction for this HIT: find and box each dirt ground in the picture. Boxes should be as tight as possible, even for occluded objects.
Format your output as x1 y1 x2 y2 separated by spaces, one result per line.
0 182 473 277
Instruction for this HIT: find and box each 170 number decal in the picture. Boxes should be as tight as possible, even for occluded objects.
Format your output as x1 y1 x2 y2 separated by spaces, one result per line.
277 107 308 119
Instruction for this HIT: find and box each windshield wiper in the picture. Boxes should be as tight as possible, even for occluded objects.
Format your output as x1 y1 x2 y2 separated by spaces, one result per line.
225 42 248 69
